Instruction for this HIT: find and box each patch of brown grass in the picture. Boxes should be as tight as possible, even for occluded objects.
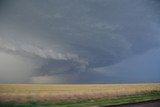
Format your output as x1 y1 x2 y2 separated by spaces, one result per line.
0 83 159 103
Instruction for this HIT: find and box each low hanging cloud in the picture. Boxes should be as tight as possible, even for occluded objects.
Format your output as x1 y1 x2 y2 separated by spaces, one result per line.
0 37 88 83
0 0 160 83
0 35 89 83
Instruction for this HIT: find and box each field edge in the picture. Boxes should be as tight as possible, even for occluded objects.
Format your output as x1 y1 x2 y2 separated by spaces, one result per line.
0 90 160 107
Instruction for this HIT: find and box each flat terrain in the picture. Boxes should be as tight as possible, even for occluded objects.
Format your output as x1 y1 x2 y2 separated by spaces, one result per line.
0 83 160 107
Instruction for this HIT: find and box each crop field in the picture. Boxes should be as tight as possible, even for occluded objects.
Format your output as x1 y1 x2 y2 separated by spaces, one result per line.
0 83 160 107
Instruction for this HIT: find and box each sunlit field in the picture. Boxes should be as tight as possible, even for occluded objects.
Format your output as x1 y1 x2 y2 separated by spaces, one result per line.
0 84 160 104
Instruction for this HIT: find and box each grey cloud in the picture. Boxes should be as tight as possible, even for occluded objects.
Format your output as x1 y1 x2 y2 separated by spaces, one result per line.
0 37 88 77
0 0 160 83
93 48 160 83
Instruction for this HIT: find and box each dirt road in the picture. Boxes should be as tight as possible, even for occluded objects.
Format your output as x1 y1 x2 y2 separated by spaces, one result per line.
105 99 160 107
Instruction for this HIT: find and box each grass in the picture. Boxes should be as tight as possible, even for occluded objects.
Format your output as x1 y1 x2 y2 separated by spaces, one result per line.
0 83 160 107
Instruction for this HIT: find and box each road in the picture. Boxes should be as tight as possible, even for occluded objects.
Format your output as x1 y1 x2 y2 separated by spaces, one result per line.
104 99 160 107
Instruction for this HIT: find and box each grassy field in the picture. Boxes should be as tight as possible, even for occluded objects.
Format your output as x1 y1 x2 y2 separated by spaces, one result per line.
0 83 160 107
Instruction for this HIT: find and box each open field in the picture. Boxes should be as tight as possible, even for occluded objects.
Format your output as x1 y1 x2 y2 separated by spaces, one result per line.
0 83 160 107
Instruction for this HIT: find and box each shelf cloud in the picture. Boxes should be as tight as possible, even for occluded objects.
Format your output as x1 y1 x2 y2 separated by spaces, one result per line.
0 0 160 83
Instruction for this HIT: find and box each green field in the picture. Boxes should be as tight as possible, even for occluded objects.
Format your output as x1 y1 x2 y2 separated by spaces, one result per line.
0 84 160 107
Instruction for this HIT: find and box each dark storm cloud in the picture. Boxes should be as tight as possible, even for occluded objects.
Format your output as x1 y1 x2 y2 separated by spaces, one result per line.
94 47 160 83
0 0 160 83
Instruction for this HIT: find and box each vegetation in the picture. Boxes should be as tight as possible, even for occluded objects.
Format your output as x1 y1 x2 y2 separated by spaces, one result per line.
0 84 160 107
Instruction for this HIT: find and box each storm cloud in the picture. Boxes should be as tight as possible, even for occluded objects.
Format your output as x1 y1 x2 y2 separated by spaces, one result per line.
0 0 160 83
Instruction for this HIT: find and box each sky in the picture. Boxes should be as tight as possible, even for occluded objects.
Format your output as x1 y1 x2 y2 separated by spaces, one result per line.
0 0 160 83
